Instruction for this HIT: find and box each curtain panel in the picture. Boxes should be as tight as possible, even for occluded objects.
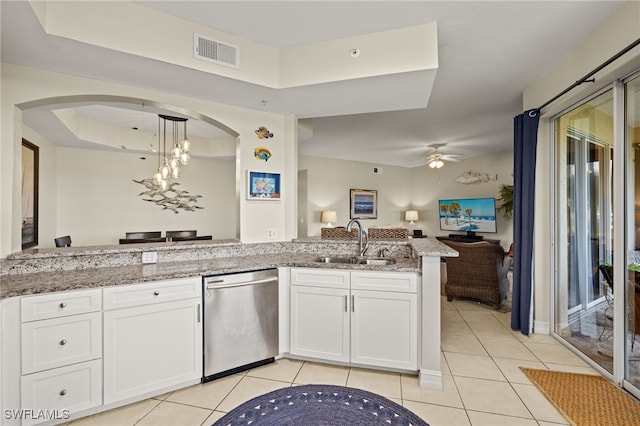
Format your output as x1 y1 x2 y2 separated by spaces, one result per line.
511 109 540 335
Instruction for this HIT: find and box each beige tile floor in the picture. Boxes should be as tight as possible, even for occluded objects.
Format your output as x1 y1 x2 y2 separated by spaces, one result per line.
68 297 600 426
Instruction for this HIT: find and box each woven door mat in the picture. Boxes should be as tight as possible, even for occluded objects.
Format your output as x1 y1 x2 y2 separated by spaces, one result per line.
521 368 640 426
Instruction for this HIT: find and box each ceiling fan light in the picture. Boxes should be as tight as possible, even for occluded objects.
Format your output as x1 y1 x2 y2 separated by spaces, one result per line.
435 160 444 168
429 160 437 168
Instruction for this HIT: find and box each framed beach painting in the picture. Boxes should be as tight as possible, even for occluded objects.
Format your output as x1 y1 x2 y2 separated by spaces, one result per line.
247 171 281 200
350 189 377 219
22 139 39 249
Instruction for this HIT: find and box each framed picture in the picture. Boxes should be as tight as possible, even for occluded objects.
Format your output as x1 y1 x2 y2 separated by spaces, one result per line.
247 171 281 200
350 189 377 219
22 139 39 249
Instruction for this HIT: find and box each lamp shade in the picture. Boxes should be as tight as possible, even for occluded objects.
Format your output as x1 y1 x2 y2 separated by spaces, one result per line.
405 210 419 222
321 210 337 227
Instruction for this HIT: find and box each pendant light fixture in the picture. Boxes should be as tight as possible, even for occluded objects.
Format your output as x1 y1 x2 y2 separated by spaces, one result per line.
153 114 190 189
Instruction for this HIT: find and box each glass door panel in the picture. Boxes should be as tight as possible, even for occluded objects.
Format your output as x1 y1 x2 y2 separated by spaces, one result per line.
625 75 640 389
555 90 614 373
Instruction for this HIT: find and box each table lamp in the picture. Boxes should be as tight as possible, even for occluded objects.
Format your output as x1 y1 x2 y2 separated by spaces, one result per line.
321 210 337 228
405 210 419 225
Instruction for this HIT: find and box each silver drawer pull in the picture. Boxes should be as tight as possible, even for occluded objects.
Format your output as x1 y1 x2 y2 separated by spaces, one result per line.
59 389 67 396
59 339 67 346
59 302 66 308
153 291 160 296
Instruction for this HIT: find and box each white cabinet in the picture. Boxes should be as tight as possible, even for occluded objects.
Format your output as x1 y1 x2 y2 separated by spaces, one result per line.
351 290 417 370
22 312 102 375
21 359 102 424
19 288 103 426
102 277 202 405
290 268 419 371
290 285 350 362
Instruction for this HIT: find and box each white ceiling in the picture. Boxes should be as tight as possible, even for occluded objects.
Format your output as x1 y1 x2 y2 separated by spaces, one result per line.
1 1 627 167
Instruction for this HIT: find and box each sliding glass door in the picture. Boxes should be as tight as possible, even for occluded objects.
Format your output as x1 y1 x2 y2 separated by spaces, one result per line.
553 71 640 398
625 74 640 390
554 90 614 373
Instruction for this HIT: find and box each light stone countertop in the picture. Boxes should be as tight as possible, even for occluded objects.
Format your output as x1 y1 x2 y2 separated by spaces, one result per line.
0 252 421 300
0 238 456 300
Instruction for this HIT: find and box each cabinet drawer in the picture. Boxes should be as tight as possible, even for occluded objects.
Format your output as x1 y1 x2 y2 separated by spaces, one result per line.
290 268 350 289
103 277 200 310
22 312 102 375
21 289 102 322
21 359 102 426
351 271 418 293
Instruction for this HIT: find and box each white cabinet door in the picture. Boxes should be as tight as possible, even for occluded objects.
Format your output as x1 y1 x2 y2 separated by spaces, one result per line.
21 359 102 426
103 298 202 404
21 312 102 375
290 285 350 363
350 290 418 370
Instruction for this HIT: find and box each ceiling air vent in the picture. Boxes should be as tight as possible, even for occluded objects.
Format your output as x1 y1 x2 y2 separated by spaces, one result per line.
194 33 239 69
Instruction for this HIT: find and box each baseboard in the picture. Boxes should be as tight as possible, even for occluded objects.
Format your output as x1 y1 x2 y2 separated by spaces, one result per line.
533 320 550 334
419 369 443 390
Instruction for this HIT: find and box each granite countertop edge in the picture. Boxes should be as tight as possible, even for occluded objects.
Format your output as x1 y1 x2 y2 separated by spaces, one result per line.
0 252 423 300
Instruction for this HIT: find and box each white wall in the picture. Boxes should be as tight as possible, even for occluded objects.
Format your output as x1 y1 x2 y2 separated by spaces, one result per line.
22 126 58 250
53 147 236 247
409 150 514 251
522 1 640 332
1 63 296 256
300 150 514 251
299 156 413 236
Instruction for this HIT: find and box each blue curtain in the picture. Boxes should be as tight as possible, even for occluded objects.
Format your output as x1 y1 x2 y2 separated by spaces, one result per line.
511 109 540 335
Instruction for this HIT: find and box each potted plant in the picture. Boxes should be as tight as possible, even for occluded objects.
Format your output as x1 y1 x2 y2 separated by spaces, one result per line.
497 184 514 219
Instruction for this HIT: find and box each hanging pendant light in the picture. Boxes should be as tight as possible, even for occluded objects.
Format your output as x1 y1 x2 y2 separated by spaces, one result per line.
152 114 190 188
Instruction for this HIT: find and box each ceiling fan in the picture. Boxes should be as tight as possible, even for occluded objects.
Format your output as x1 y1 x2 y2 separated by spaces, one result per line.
426 146 463 168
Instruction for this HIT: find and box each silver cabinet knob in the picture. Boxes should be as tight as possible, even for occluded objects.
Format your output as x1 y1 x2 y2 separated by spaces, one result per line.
59 302 66 308
59 339 67 346
153 291 160 296
59 389 67 396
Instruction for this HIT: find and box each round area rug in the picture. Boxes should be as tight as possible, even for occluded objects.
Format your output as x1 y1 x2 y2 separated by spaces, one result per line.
213 384 429 426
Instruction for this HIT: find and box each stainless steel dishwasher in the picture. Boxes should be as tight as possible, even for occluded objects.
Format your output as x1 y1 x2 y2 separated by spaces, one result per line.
202 269 279 382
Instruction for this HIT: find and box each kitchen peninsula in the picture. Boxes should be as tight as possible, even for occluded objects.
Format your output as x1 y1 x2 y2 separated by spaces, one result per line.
0 237 456 425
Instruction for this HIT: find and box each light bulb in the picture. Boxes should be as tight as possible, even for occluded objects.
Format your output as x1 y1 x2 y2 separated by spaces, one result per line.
159 179 168 190
436 160 444 168
160 158 171 179
171 145 182 159
180 152 191 165
153 171 163 185
171 165 181 178
180 138 190 152
169 157 180 170
429 161 437 169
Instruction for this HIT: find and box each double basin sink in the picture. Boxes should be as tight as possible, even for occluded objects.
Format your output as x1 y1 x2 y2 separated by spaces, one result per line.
314 256 396 266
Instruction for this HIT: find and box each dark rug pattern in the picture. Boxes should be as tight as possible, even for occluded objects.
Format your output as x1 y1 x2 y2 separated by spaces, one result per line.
213 384 429 426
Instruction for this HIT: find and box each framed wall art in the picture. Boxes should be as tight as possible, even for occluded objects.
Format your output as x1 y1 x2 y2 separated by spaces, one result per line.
350 189 377 219
22 139 39 249
247 171 281 200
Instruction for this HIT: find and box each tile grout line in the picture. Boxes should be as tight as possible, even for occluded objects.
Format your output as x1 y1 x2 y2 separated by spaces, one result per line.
453 302 557 423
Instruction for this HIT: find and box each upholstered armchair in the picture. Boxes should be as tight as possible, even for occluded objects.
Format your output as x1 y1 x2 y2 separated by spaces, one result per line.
439 239 508 309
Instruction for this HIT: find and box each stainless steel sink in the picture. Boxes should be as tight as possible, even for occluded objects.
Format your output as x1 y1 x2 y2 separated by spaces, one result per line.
359 258 396 266
313 256 396 266
314 256 358 264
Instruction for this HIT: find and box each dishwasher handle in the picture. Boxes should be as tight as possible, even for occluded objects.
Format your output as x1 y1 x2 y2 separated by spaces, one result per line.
205 276 277 290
